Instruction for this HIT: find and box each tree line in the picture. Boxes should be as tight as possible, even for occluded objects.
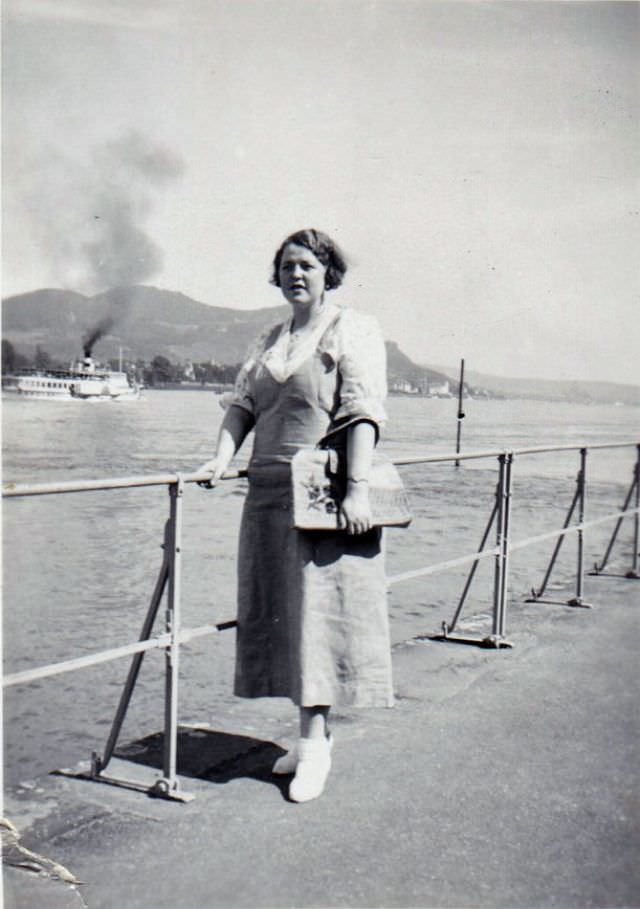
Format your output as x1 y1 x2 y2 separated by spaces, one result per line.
1 340 241 387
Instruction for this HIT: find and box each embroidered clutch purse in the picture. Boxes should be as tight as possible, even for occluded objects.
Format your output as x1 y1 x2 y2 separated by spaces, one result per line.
291 448 412 530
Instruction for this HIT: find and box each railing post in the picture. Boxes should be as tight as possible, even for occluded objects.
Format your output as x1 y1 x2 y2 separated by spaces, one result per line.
150 475 193 801
490 456 505 640
497 453 513 640
485 454 513 648
568 448 591 608
491 454 504 638
627 445 640 579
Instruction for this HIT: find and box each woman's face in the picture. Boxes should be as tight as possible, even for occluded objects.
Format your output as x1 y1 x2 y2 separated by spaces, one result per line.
278 243 327 308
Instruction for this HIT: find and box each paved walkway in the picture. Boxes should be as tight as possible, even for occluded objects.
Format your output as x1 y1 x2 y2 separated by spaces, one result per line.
4 574 639 909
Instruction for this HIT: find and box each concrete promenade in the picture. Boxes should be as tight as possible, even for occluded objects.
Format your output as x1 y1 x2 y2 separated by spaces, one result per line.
4 573 639 909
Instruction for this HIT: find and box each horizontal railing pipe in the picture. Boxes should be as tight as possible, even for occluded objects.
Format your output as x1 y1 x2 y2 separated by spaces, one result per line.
511 441 640 456
1 468 249 498
2 622 233 689
394 441 639 466
388 546 500 585
4 440 639 498
507 507 640 554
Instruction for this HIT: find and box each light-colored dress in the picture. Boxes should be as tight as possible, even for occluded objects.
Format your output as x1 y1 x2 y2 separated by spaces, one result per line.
229 303 394 708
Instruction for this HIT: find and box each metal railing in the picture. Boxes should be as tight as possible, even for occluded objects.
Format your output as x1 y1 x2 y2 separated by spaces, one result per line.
3 440 639 801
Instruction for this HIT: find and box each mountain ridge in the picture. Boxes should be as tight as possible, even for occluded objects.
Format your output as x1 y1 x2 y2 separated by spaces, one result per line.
2 286 638 405
432 364 640 406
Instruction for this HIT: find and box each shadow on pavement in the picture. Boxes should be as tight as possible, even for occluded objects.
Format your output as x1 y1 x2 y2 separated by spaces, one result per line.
115 726 290 799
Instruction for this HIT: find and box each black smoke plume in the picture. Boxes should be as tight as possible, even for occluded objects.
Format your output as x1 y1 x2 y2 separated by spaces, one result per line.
82 132 184 290
83 316 115 358
32 131 185 356
26 131 184 293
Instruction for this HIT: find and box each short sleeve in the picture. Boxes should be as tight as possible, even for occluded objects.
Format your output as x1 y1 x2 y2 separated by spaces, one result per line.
227 359 255 415
333 310 387 429
226 325 275 415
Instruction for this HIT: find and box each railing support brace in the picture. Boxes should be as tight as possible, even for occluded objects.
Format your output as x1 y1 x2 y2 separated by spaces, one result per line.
91 529 170 776
442 499 499 637
440 454 512 648
589 476 636 575
589 445 640 581
527 449 591 608
588 453 640 579
526 487 579 602
60 494 193 800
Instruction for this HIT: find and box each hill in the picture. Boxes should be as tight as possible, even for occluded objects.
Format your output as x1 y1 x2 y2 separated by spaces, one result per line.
2 286 638 404
434 365 640 407
1 285 452 388
2 286 287 364
385 341 450 388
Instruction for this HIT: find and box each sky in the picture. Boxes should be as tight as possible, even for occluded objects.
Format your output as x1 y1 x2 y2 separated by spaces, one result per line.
2 0 639 383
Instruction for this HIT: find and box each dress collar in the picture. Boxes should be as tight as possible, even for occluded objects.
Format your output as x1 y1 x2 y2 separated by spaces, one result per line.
260 303 341 383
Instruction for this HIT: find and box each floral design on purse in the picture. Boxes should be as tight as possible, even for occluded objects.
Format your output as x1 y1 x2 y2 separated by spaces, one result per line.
291 447 411 530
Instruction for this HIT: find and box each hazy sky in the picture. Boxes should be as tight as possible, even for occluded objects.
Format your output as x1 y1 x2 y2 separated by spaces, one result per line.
3 0 639 383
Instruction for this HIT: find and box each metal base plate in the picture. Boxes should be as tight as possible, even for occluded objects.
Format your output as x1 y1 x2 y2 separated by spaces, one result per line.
53 767 195 802
431 632 514 649
526 596 592 608
566 597 593 608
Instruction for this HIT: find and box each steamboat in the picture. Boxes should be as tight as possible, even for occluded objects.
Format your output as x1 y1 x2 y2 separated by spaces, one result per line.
2 354 140 402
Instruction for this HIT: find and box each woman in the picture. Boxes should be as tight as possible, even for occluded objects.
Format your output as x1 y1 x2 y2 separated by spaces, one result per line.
198 229 393 803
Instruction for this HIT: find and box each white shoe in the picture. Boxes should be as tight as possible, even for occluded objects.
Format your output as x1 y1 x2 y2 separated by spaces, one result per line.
288 736 332 803
272 733 333 776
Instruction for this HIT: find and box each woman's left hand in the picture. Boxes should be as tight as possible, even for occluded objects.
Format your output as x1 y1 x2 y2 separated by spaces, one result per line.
339 482 372 535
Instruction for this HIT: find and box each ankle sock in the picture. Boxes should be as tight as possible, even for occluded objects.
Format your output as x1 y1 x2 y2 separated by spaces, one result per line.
272 732 333 776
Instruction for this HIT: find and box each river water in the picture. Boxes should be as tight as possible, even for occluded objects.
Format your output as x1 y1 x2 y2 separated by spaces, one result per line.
3 391 639 785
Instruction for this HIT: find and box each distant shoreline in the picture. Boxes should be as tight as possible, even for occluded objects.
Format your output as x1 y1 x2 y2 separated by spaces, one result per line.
142 385 639 407
144 382 232 393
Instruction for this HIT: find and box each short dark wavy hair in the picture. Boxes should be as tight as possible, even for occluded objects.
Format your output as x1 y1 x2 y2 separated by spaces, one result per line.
271 229 348 291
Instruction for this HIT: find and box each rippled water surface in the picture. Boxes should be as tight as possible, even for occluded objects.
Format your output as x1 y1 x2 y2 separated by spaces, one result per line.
3 390 639 784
